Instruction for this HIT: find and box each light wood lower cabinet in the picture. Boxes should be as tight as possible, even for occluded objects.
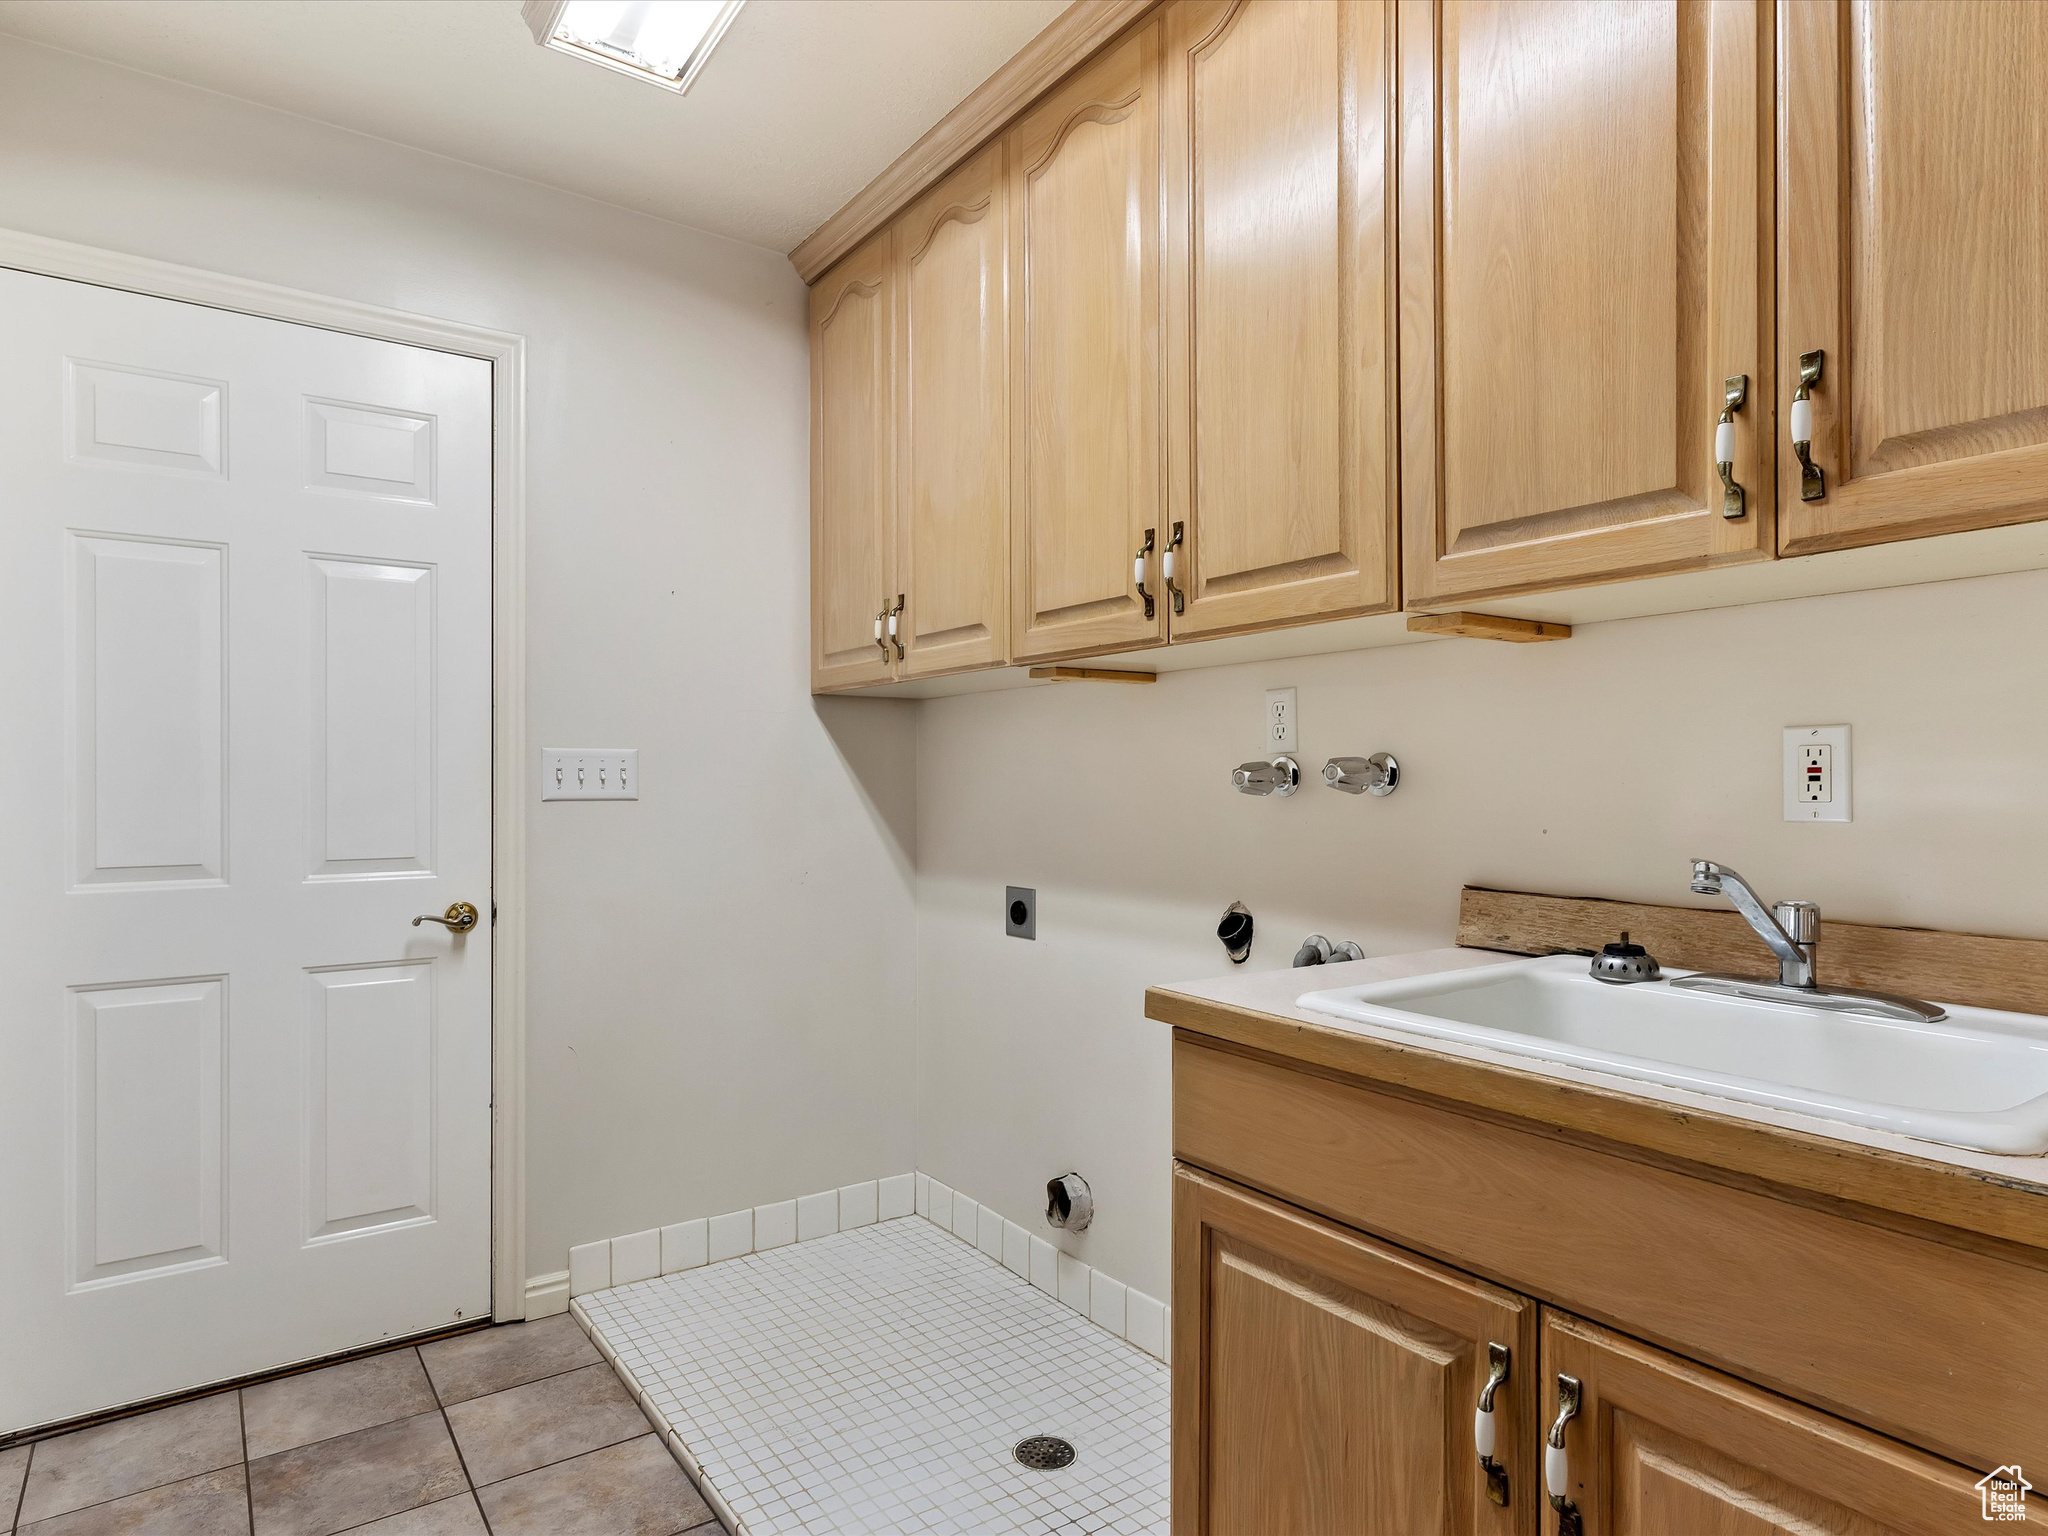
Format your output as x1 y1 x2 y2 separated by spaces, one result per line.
1173 1167 1531 1536
1777 0 2048 555
1171 1035 2021 1535
1542 1312 1979 1536
1173 1165 1988 1536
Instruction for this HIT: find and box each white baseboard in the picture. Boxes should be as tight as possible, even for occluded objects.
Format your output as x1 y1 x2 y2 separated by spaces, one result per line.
913 1172 1169 1364
523 1269 570 1319
562 1172 918 1299
554 1169 1166 1367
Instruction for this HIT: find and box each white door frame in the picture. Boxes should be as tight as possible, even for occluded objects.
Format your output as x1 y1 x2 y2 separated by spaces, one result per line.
0 228 532 1324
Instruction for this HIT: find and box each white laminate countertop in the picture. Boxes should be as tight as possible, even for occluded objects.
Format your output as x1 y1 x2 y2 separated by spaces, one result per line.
1152 946 2048 1196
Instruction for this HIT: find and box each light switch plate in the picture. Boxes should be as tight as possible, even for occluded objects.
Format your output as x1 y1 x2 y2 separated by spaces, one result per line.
1265 687 1298 754
1783 726 1849 822
541 748 638 800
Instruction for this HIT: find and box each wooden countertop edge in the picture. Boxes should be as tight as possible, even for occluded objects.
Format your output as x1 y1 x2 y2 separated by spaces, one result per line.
1146 983 2048 1254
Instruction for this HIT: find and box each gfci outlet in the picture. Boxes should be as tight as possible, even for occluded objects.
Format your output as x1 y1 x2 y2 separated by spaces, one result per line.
1265 687 1298 754
541 748 638 801
1783 726 1850 822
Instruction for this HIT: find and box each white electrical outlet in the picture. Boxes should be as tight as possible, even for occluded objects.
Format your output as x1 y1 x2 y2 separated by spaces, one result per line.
1265 687 1298 754
541 748 638 801
1783 726 1849 822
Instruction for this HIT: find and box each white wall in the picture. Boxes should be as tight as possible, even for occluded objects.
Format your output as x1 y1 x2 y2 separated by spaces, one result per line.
0 37 918 1286
915 570 2048 1301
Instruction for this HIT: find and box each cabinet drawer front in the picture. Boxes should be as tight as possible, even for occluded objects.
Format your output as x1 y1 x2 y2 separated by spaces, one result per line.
1174 1166 1531 1536
1175 1037 2048 1470
1541 1312 1980 1536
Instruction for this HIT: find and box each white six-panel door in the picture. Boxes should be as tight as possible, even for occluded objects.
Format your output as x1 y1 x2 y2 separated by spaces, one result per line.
0 270 494 1431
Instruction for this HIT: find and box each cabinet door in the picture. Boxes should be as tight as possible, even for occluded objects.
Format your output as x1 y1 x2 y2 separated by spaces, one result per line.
809 234 896 691
1173 1165 1532 1536
1008 18 1167 662
1778 1 2048 555
895 141 1009 679
1163 0 1398 639
1540 1311 1980 1536
1397 0 1773 605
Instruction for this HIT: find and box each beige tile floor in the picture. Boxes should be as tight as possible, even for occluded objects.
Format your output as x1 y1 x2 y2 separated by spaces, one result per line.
0 1316 728 1536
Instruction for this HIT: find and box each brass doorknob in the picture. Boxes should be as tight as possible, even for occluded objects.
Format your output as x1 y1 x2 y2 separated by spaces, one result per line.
413 901 480 933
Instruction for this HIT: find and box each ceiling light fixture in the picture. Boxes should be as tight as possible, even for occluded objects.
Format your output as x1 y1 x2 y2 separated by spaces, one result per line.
521 0 744 94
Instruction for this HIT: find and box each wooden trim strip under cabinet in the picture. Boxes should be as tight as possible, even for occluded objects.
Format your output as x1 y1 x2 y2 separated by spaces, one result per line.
788 0 1160 282
1406 612 1572 642
1172 1036 2048 1472
1027 666 1155 683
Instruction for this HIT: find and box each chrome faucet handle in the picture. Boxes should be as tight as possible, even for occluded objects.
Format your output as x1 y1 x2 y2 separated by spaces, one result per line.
1773 900 1820 945
1323 753 1399 796
1232 757 1301 797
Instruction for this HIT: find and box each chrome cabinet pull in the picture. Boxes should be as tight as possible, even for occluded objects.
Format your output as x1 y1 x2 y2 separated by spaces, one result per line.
1792 349 1826 501
1546 1374 1583 1536
1716 374 1748 519
1475 1342 1511 1507
1163 521 1185 614
887 594 904 661
413 901 480 933
1133 528 1156 620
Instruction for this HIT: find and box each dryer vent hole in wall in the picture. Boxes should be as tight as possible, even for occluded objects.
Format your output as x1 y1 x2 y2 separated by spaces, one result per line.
1045 1172 1092 1232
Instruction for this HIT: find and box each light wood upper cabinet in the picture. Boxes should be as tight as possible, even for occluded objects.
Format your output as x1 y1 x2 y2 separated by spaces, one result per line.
1542 1312 1980 1536
1007 18 1167 663
1778 0 2048 555
1397 0 1774 606
894 142 1010 678
809 234 895 691
1162 0 1398 638
1173 1166 1532 1536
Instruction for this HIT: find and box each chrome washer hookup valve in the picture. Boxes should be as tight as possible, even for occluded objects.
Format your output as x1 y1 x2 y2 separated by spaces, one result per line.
1323 753 1399 796
1232 756 1301 797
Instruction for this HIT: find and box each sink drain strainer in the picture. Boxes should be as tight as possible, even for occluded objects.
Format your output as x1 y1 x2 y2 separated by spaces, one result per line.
1013 1435 1077 1471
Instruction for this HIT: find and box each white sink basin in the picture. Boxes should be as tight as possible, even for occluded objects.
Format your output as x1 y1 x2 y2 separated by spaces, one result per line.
1297 954 2048 1156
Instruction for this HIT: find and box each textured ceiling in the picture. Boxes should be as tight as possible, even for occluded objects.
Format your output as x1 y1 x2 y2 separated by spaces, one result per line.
0 0 1070 253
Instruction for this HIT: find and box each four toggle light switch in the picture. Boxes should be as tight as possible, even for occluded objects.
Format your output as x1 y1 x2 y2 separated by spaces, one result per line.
540 748 639 800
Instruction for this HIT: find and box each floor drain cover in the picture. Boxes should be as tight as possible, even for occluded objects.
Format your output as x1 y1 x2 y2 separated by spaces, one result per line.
1013 1435 1077 1471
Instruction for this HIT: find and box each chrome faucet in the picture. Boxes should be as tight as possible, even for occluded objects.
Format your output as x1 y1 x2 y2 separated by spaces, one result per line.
1673 860 1945 1023
1687 861 1816 988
